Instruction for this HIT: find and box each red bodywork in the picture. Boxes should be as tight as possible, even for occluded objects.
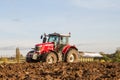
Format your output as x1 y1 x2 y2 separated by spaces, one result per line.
35 42 54 54
35 42 77 54
62 45 78 54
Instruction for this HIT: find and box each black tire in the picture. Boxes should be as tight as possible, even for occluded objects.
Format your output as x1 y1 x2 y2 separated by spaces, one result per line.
66 48 79 62
44 52 57 64
26 51 34 62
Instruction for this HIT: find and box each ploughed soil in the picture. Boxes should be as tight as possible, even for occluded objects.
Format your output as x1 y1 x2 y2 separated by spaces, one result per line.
0 62 120 80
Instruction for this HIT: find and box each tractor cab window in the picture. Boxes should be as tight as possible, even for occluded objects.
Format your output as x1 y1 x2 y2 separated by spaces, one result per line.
60 37 68 45
48 35 59 43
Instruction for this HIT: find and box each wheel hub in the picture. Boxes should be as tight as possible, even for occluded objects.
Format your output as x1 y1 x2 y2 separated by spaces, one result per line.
69 54 75 62
48 57 54 63
32 53 38 60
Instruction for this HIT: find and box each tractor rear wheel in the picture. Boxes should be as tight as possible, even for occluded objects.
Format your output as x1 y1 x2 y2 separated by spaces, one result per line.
45 52 57 64
66 48 79 62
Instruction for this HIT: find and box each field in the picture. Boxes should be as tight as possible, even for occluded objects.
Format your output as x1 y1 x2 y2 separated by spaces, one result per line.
0 62 120 80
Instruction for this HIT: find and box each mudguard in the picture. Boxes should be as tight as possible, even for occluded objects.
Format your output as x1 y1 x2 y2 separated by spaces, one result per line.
62 45 78 54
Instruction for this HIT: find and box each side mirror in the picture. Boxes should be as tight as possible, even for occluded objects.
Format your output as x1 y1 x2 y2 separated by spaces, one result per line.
43 36 47 43
40 35 43 39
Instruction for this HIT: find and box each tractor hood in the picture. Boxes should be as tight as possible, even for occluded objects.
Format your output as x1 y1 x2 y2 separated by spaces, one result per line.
35 42 54 47
35 42 54 53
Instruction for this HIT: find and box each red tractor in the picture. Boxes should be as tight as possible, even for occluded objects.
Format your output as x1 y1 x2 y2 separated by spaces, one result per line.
26 33 79 63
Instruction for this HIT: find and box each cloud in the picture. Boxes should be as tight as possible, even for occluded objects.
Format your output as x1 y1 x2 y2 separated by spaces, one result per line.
69 0 120 9
12 18 21 22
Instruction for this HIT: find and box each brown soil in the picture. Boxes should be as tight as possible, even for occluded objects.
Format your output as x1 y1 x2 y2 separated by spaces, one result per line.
0 62 120 80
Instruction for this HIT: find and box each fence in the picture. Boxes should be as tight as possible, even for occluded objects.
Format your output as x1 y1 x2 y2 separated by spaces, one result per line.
0 48 26 63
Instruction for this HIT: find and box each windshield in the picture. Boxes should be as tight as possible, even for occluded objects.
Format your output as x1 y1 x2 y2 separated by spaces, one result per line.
48 35 59 43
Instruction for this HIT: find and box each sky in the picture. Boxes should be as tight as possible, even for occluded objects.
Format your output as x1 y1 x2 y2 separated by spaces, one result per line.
0 0 120 56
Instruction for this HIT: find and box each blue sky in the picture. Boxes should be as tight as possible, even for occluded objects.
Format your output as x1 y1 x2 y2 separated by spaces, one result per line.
0 0 120 55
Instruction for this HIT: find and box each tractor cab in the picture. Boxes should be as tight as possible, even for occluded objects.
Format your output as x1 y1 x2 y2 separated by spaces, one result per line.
48 33 70 44
42 33 71 51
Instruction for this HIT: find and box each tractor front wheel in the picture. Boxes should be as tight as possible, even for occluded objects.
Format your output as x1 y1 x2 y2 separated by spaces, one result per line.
66 48 79 62
26 51 34 63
